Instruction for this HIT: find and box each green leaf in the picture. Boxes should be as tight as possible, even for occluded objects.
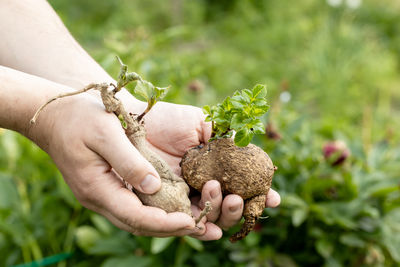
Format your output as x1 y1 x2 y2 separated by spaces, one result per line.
151 237 176 254
231 113 247 130
203 105 211 115
118 114 127 129
204 116 213 122
231 92 247 108
251 105 270 117
203 84 269 143
292 208 309 226
249 119 265 134
253 99 268 107
316 238 334 258
75 226 102 253
241 89 253 101
339 233 365 248
154 86 168 100
90 214 113 235
183 236 204 251
134 80 154 101
252 84 267 99
234 128 253 147
221 96 233 111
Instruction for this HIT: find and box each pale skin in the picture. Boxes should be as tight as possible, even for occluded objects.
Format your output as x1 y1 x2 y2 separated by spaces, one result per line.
0 0 280 240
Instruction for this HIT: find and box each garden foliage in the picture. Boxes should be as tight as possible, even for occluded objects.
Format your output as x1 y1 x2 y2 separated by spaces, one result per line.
1 0 399 266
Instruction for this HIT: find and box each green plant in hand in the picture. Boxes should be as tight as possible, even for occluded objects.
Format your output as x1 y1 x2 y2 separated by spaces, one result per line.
116 56 169 122
31 57 216 221
181 84 276 242
203 84 269 147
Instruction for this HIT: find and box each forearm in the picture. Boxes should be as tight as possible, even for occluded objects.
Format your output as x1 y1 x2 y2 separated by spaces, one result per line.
0 0 109 88
0 0 142 110
0 66 65 140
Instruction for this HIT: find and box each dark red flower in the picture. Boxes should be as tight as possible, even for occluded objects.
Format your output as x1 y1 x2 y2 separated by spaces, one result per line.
323 140 350 166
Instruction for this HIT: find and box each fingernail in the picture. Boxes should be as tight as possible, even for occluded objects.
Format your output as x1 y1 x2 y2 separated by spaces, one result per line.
229 203 242 213
210 188 220 199
140 174 161 193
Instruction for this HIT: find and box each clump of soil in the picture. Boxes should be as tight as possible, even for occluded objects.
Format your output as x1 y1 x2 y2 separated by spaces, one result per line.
181 137 276 242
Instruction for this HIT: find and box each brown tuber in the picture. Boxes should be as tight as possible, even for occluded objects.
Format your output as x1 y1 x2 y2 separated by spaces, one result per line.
181 138 276 242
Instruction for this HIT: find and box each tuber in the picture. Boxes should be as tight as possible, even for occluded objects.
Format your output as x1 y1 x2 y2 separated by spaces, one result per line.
181 84 277 242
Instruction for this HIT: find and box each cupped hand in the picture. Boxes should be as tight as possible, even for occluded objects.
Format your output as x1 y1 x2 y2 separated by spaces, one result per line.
30 91 204 237
126 100 281 239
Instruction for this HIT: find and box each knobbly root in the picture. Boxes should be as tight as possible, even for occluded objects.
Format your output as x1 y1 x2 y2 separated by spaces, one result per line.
229 216 256 243
230 194 266 242
181 138 276 242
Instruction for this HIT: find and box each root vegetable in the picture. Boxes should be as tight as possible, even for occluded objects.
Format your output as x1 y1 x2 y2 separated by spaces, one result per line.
181 138 276 242
181 84 277 242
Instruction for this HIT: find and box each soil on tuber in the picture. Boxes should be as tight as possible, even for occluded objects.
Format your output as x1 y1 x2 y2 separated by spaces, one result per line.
181 138 276 242
181 84 277 242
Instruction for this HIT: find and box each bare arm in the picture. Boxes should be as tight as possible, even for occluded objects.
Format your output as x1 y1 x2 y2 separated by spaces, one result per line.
0 0 280 239
0 0 112 88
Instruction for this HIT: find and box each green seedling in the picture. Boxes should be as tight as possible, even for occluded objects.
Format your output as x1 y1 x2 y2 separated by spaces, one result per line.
203 84 269 147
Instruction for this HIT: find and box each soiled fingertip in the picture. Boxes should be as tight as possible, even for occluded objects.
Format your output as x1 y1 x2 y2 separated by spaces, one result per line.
266 188 281 208
191 222 207 236
192 223 223 241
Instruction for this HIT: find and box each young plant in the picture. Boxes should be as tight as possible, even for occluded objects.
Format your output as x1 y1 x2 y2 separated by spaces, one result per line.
203 84 269 147
181 85 276 242
31 57 211 224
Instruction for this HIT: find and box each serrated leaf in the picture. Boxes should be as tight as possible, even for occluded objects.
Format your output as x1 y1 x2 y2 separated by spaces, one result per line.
230 99 245 109
234 128 253 147
242 89 253 100
231 92 247 109
253 99 268 107
252 84 267 99
249 119 265 134
221 96 232 111
251 105 270 117
240 90 252 103
231 113 247 130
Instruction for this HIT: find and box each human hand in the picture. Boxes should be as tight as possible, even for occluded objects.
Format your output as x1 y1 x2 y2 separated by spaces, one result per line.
29 90 206 238
125 100 281 239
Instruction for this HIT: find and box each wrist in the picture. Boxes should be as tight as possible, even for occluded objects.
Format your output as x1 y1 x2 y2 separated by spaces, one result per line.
0 66 58 136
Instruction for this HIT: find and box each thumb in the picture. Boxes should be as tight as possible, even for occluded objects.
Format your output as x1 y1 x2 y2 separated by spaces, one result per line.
87 126 161 194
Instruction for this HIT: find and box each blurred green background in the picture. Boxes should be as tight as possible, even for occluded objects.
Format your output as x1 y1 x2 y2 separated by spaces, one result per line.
1 0 400 266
